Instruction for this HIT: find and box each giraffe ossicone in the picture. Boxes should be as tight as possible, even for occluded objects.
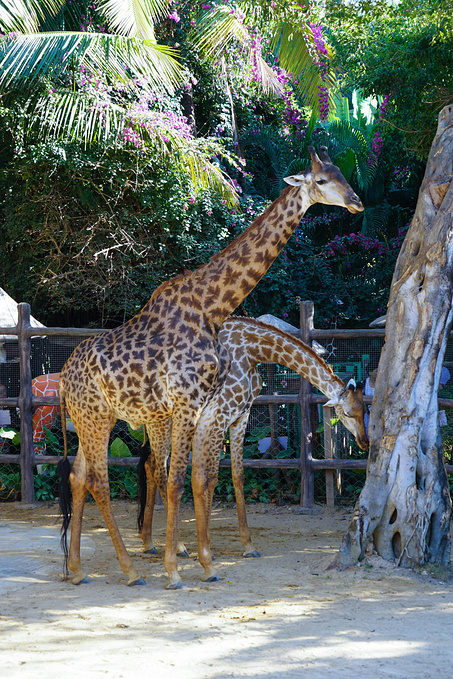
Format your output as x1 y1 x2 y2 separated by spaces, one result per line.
58 146 363 589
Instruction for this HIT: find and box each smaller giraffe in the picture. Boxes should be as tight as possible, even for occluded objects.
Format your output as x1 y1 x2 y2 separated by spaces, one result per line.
139 317 368 582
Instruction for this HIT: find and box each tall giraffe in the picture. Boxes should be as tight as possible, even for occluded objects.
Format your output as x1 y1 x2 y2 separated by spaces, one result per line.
138 317 368 582
59 146 363 589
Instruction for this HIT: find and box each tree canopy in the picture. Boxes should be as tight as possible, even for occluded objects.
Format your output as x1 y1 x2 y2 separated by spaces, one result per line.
0 0 434 327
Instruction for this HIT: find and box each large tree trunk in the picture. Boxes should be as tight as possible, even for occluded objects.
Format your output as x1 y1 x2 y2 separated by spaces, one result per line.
336 104 453 569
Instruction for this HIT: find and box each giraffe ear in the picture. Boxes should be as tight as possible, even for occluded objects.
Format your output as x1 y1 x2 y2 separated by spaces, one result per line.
284 173 307 186
324 395 339 407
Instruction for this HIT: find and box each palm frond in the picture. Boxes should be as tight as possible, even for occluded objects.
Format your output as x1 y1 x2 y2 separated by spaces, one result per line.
97 0 170 40
29 88 125 144
191 6 284 98
355 156 379 193
182 145 239 209
322 120 370 158
190 6 249 58
0 0 63 33
269 22 335 114
26 85 240 205
360 203 391 237
241 127 301 198
0 32 184 93
143 132 239 207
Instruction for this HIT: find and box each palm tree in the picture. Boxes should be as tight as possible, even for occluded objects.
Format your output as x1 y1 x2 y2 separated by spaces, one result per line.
0 0 238 204
190 1 336 119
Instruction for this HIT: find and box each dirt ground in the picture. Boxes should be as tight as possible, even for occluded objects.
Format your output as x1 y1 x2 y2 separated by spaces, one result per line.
0 500 452 679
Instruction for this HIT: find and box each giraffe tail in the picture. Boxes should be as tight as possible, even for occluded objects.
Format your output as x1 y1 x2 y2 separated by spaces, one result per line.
56 382 72 579
137 442 151 533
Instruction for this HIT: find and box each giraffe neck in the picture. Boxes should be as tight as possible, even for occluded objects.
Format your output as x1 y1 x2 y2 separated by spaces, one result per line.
221 318 344 399
193 185 312 328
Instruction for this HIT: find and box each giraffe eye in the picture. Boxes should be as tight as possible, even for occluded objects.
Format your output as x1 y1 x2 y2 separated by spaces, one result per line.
316 179 327 185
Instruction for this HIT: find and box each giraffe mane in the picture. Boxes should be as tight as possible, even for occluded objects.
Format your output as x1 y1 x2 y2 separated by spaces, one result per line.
207 186 295 268
226 316 344 386
149 272 185 302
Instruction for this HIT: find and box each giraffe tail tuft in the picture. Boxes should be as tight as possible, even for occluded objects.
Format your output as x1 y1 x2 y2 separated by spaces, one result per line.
57 377 72 578
57 456 72 579
137 443 151 533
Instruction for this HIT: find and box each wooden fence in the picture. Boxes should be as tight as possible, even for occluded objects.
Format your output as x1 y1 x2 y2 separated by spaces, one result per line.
1 301 452 505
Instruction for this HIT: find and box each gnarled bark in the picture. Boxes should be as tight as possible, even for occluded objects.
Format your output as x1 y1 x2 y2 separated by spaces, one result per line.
337 104 453 569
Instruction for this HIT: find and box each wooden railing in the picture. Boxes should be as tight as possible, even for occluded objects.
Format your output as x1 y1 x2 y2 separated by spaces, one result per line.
1 301 452 505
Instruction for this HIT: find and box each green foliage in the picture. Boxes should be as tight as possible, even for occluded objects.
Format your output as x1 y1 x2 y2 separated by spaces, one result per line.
0 0 424 336
33 465 58 501
325 0 453 158
108 467 138 499
0 138 235 325
0 427 21 445
110 437 132 457
0 465 21 501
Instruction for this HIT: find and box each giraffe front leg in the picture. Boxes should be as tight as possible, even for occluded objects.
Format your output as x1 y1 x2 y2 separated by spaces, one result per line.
141 420 189 557
163 415 196 590
230 416 261 558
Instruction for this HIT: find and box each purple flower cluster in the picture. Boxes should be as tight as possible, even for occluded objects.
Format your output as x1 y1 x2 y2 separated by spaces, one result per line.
367 95 390 166
120 85 192 150
250 31 263 83
322 228 408 260
392 165 410 189
317 83 329 122
306 23 329 120
123 107 192 149
80 3 106 33
308 23 329 58
271 64 308 136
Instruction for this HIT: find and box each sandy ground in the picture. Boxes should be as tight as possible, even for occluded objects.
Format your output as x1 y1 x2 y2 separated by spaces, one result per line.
0 500 452 679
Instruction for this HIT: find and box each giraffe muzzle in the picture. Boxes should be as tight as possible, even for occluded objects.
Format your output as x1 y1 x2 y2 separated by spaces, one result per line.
346 194 364 214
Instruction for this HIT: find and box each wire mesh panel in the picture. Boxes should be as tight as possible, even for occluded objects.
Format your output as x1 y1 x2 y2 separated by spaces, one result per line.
314 334 385 505
2 314 453 506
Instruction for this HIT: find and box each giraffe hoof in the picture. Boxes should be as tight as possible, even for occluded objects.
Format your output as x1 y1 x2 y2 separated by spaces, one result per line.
202 574 221 583
72 576 91 585
128 577 147 586
166 580 188 590
177 550 190 558
243 550 261 558
144 547 159 555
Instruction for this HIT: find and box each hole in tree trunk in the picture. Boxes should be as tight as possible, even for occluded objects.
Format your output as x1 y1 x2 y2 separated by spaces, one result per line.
416 469 424 490
389 508 398 524
411 240 420 257
392 531 402 560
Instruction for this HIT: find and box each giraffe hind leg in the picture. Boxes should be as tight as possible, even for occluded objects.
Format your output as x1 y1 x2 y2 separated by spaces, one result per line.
230 416 261 558
71 425 145 586
66 447 91 584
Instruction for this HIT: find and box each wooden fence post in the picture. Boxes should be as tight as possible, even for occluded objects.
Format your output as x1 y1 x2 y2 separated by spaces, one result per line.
17 303 35 503
299 301 315 508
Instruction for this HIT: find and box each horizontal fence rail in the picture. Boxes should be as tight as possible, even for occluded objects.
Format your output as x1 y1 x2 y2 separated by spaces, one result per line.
1 301 453 505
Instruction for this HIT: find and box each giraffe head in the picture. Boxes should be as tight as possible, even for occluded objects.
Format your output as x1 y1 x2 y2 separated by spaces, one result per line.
325 378 369 451
284 146 363 213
